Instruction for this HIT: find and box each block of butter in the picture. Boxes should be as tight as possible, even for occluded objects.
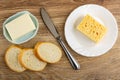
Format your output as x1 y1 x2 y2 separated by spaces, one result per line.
5 13 36 41
77 14 107 43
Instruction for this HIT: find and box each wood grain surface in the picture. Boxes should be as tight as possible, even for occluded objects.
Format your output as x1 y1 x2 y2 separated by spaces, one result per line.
0 0 120 80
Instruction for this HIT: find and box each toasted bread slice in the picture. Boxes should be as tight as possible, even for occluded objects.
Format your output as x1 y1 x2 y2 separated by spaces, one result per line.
19 49 47 71
5 45 26 72
35 42 62 63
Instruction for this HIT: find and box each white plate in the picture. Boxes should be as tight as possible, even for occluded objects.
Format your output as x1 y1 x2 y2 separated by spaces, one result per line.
65 4 118 57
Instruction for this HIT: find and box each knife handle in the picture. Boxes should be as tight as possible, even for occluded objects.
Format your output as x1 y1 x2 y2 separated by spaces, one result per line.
57 37 80 70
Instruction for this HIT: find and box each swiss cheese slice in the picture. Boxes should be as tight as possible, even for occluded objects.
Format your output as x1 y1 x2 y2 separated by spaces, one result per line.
77 14 107 42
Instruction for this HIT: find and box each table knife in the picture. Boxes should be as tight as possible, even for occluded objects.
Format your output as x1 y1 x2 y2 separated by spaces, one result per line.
40 8 80 70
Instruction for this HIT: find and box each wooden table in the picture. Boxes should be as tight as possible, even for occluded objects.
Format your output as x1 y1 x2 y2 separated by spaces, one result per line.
0 0 120 80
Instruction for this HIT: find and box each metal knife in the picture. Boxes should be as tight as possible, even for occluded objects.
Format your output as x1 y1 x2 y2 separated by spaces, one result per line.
40 8 80 70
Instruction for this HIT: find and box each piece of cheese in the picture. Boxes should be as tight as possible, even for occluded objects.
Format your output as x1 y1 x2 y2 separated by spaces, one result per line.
5 13 36 41
77 14 107 42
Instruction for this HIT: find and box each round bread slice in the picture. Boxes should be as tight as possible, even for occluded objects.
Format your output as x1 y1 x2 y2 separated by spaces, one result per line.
34 42 62 63
5 45 26 72
19 49 47 71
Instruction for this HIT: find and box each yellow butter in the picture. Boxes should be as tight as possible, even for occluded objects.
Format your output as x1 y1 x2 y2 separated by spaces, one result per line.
77 14 107 42
5 13 36 41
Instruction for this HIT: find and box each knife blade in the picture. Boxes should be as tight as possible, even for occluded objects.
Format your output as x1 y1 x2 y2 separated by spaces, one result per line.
40 8 59 38
40 8 80 70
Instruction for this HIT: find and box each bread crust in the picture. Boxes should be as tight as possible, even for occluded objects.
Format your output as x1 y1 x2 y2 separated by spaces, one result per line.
5 45 26 72
34 42 43 61
18 49 28 70
18 49 47 71
34 42 62 63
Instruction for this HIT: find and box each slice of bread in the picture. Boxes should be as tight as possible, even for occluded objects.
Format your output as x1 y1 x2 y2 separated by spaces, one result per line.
35 42 62 63
18 49 47 71
5 45 26 72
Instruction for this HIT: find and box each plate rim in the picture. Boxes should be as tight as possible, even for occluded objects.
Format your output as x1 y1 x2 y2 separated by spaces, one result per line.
64 4 118 57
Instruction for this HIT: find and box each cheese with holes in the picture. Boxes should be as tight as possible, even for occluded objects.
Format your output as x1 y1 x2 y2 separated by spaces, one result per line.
5 13 36 41
77 14 107 42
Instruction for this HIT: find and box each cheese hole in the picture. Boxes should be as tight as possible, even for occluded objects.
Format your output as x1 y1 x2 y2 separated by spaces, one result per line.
96 32 98 35
85 23 87 27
